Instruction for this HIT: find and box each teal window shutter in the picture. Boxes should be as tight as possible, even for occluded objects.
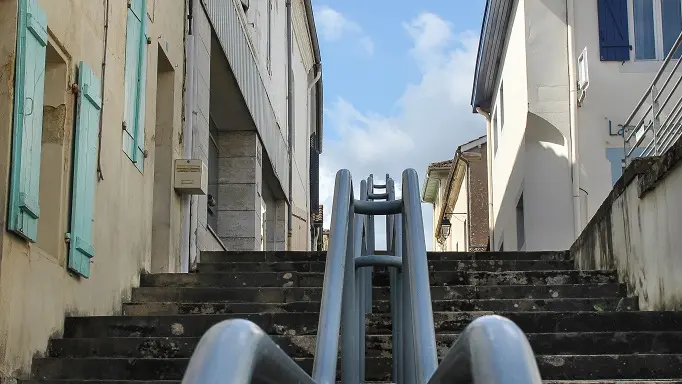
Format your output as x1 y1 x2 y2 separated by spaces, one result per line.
8 0 47 242
68 62 101 278
123 0 148 171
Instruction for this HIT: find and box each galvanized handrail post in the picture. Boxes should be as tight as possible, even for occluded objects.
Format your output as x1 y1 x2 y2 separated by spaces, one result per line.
355 179 368 383
341 187 358 382
312 170 352 384
402 168 439 383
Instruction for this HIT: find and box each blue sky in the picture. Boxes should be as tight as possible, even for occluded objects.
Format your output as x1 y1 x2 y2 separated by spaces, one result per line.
313 0 488 248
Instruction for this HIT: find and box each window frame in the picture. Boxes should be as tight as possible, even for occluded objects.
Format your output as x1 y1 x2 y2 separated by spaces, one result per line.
628 0 682 61
266 0 273 75
207 120 219 231
491 106 498 155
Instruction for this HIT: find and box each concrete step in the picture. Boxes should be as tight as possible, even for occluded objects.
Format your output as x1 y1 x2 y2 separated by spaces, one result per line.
200 250 571 263
196 259 576 273
19 381 682 384
131 283 627 303
61 311 682 338
48 331 682 359
20 381 682 384
139 270 617 288
31 354 682 381
121 297 637 316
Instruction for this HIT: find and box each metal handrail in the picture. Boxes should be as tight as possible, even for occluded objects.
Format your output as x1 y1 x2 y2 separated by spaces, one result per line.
181 168 543 384
181 319 316 384
625 31 682 163
428 316 542 384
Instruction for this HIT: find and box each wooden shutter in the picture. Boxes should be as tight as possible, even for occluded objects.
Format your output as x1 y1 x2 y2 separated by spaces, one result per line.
68 62 101 278
123 0 148 171
598 0 631 61
8 0 47 242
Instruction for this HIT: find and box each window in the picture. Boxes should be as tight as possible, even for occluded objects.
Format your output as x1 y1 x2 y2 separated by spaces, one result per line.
491 107 498 155
123 0 149 171
207 121 219 230
463 219 468 251
630 0 682 60
516 193 525 251
499 82 504 131
266 0 273 74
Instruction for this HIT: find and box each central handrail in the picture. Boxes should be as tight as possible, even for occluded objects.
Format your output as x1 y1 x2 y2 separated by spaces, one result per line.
312 169 440 384
181 168 543 384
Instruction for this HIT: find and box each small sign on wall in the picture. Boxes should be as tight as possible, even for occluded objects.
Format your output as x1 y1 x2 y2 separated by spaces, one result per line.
174 159 208 195
577 47 589 106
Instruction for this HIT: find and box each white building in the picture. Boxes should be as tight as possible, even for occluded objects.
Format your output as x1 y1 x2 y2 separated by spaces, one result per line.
190 0 323 265
471 0 673 251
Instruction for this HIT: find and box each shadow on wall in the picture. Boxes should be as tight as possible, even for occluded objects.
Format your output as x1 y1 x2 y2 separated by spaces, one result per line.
495 113 574 251
524 113 574 250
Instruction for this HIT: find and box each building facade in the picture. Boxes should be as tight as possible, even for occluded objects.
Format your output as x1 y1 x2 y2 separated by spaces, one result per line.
191 0 322 263
0 0 321 380
422 136 489 252
471 0 668 251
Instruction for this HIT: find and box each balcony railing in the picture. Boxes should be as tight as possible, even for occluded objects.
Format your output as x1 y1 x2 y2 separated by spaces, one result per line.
624 31 682 164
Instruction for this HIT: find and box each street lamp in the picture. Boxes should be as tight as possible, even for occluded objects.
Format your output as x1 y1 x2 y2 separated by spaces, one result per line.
439 216 452 240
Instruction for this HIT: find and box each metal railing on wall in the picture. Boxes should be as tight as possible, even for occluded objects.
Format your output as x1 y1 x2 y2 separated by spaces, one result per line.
181 168 542 384
624 31 682 164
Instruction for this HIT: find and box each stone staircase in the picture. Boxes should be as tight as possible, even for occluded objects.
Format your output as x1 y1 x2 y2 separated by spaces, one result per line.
28 250 682 383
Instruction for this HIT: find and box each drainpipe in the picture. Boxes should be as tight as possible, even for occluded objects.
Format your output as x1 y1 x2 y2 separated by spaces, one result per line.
286 0 294 250
566 0 582 238
475 107 494 250
181 0 196 273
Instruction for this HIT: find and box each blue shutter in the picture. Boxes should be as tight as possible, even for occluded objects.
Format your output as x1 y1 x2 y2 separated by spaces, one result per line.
68 62 101 278
598 0 631 61
8 0 47 242
123 0 147 171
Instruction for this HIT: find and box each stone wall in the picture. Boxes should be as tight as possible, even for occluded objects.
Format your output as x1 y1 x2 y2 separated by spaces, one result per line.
571 137 682 310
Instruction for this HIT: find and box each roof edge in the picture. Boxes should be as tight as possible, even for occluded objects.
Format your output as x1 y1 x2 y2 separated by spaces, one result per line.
470 0 516 113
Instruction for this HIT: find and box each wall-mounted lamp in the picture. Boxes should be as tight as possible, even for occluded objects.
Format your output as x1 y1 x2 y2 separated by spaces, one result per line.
439 217 452 240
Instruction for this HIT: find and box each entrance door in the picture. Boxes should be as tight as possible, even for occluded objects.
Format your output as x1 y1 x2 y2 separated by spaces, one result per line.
261 198 267 251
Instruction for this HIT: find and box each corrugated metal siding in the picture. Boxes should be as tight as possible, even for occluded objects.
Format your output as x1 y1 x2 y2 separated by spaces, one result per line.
293 0 314 71
202 0 290 196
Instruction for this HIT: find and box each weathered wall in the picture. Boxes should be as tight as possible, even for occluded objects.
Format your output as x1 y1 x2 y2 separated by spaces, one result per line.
467 145 489 251
572 138 682 310
0 0 185 379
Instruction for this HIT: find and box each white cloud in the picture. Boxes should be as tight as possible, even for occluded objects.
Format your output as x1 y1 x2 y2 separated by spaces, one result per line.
319 12 486 250
315 6 374 55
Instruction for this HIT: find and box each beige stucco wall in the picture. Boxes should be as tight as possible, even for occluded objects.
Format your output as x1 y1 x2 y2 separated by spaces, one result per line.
0 0 185 379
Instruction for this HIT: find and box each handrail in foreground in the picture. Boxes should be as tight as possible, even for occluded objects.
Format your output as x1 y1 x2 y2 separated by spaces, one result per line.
428 316 542 384
181 319 315 384
180 168 543 384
